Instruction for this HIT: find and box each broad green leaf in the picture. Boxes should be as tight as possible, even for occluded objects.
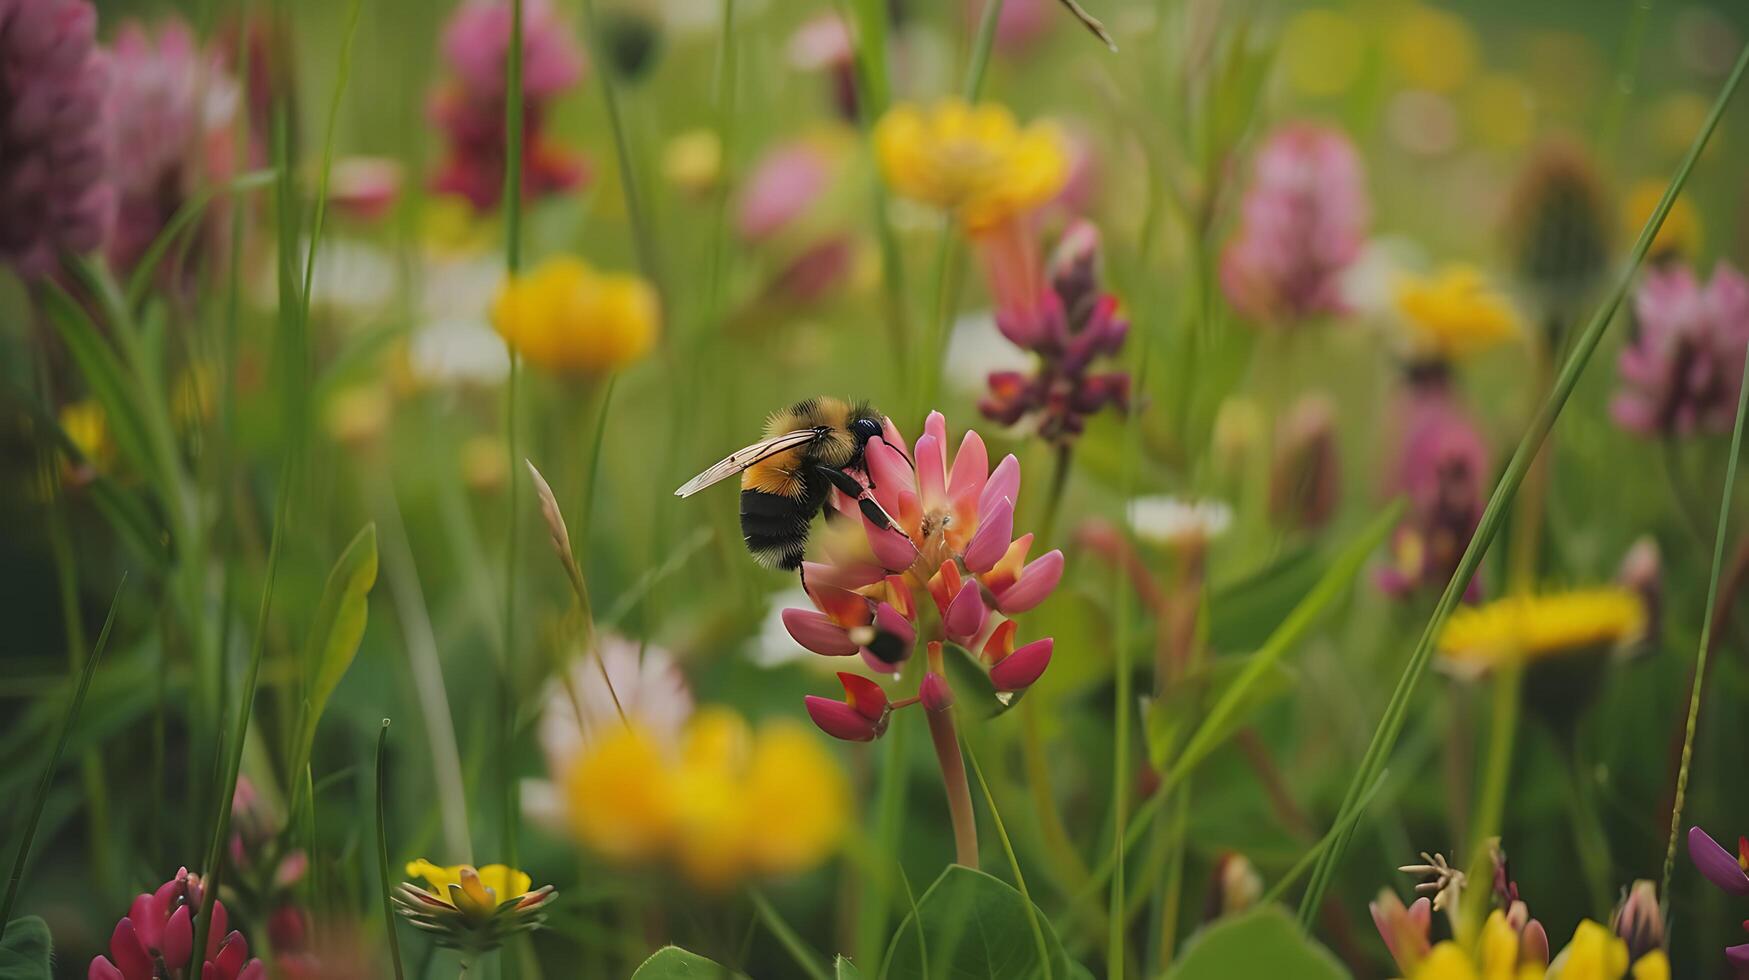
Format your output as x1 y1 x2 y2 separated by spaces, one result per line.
0 915 54 980
631 946 745 979
1164 906 1349 980
939 642 1013 718
1170 501 1401 782
882 865 1080 980
834 956 862 980
1145 655 1293 771
1206 547 1320 654
302 523 379 732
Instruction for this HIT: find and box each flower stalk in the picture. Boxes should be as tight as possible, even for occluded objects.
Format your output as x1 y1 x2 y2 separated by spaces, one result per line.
925 644 979 868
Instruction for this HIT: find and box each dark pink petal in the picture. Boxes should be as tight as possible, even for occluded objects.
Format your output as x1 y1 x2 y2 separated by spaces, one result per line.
1690 826 1749 895
784 608 859 656
864 516 919 572
861 648 900 674
872 602 916 654
213 931 248 978
89 958 125 980
1727 944 1749 970
205 902 227 961
237 962 266 980
837 671 889 720
161 906 192 968
920 672 955 712
963 496 1014 573
943 581 988 645
805 695 879 741
107 919 152 980
990 638 1052 691
996 550 1064 613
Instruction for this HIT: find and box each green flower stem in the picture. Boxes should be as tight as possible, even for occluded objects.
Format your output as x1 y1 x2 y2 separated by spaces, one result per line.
1460 666 1520 945
503 0 528 893
0 576 123 940
578 0 662 299
1660 264 1749 900
1561 738 1613 917
376 721 407 980
1297 38 1749 927
962 0 1006 102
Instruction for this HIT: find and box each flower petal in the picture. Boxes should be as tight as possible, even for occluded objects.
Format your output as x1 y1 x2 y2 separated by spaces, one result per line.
964 495 1014 573
914 434 947 510
996 549 1064 613
161 906 192 969
805 695 880 741
990 638 1052 691
947 429 989 503
943 580 988 645
864 515 920 571
783 608 860 656
88 959 125 980
979 454 1021 520
107 920 152 980
869 602 917 663
865 437 916 514
1689 826 1749 895
837 671 889 720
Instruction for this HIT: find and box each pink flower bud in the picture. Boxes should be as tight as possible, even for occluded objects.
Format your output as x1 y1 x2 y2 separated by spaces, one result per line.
995 550 1063 614
989 638 1052 691
920 672 955 712
943 581 988 645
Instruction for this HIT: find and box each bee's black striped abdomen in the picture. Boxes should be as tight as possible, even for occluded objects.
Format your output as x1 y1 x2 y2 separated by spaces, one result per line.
741 476 829 570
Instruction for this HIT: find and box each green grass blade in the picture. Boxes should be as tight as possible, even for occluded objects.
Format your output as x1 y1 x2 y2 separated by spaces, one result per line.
1296 38 1749 928
962 0 1005 102
376 720 407 980
1659 263 1749 899
502 0 528 887
965 739 1053 980
124 169 276 311
749 890 831 980
0 573 126 938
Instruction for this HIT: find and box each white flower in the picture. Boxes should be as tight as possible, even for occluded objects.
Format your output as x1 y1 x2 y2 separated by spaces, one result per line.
407 318 510 387
943 308 1036 394
1126 495 1233 545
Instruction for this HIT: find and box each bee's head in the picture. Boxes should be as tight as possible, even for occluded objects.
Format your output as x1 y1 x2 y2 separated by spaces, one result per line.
849 415 884 447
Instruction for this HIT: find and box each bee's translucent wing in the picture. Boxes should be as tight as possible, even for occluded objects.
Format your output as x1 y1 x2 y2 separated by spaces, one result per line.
674 429 820 497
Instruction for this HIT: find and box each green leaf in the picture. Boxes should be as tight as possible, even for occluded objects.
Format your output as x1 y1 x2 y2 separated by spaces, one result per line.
1145 655 1293 771
882 866 1078 980
1206 547 1321 654
1164 906 1349 979
303 523 379 721
0 916 53 980
631 946 744 979
939 642 1012 718
835 956 862 980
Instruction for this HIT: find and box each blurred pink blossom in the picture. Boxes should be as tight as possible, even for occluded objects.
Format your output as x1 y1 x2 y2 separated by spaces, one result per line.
737 141 832 242
1220 121 1369 326
430 0 587 211
0 0 114 277
1612 261 1749 439
1377 387 1489 600
88 867 264 980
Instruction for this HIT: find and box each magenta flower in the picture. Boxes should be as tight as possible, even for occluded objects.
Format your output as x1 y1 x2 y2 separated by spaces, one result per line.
1376 389 1489 601
1220 121 1369 327
1689 827 1749 976
429 0 586 211
88 867 264 980
786 411 1064 736
980 220 1131 443
1612 261 1749 439
0 0 114 278
804 672 891 742
103 18 240 277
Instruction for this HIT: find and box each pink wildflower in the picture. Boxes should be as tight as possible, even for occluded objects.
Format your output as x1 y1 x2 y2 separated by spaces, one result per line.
0 0 114 277
87 867 263 980
1220 121 1369 326
1612 261 1749 439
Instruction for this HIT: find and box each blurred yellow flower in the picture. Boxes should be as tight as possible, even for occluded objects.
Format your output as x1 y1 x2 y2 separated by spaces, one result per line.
562 707 848 889
1622 180 1701 262
662 128 722 195
1438 587 1646 672
1465 74 1535 150
58 399 110 470
422 193 497 257
492 256 660 375
1386 6 1478 94
324 384 391 449
1411 910 1541 979
1394 265 1522 361
1546 920 1667 980
1650 93 1712 163
1280 8 1366 98
873 99 1067 234
461 434 508 494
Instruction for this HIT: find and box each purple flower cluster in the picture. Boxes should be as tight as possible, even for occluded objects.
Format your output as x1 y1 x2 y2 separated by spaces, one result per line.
1612 261 1749 439
1377 386 1490 601
430 0 586 211
980 221 1130 444
1220 121 1368 327
0 0 113 278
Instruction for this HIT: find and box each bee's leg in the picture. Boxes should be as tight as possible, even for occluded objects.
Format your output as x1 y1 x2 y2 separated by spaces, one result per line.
818 466 904 535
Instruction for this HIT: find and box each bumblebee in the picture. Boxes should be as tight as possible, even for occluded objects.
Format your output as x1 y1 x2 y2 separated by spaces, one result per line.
675 396 907 570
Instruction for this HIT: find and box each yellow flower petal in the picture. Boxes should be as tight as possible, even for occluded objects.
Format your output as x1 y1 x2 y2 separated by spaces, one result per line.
873 98 1067 234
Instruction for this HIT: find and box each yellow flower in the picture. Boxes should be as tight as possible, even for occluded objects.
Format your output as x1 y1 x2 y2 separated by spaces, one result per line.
58 399 111 470
395 859 555 951
1394 265 1523 361
1622 180 1701 261
324 384 391 449
1547 920 1666 980
1409 912 1541 980
873 99 1067 234
492 256 660 375
1466 74 1535 151
662 128 722 195
1386 6 1478 94
1438 587 1646 672
562 707 848 889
